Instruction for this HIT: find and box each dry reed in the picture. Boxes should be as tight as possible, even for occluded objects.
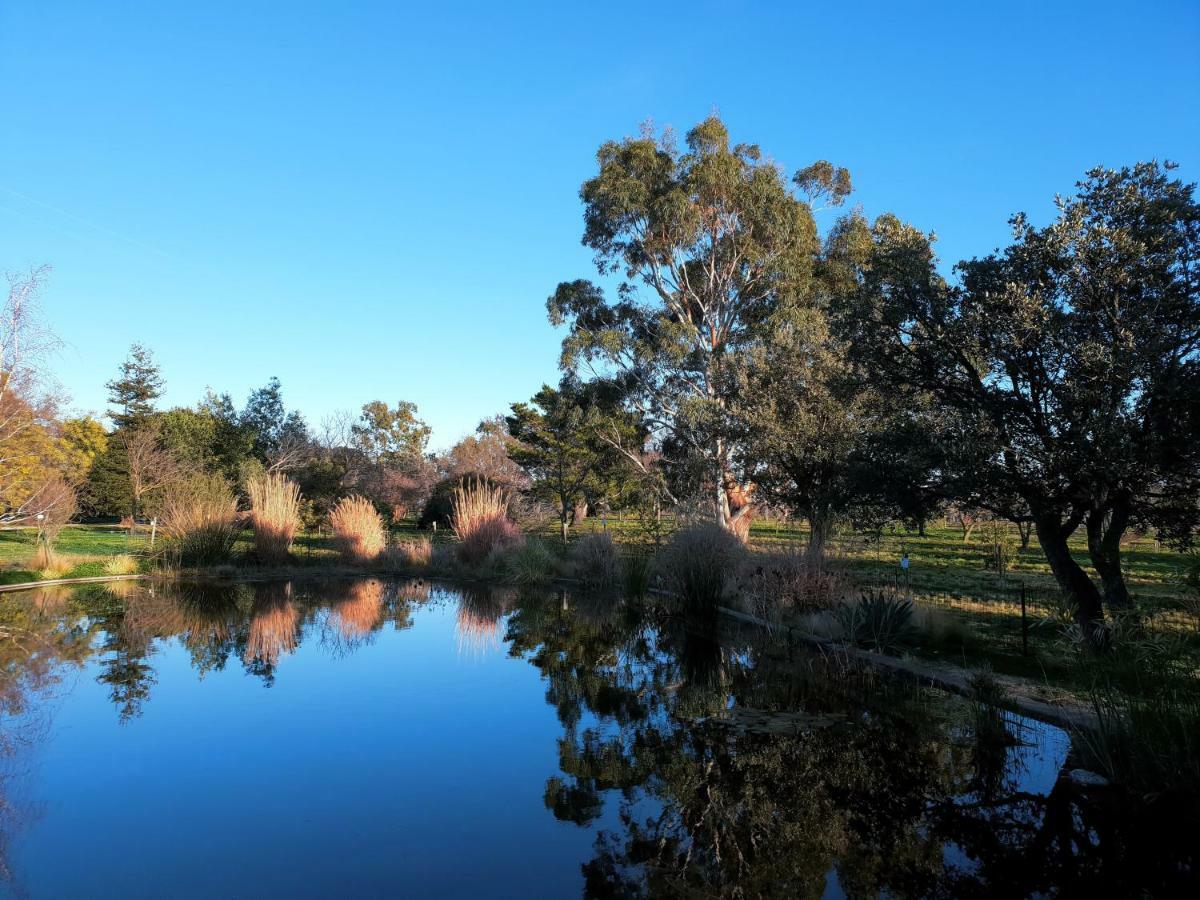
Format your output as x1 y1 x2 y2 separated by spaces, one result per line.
246 473 302 564
450 478 522 564
328 495 386 564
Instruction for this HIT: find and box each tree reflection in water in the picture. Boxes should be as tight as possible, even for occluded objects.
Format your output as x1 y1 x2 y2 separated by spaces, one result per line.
506 595 1198 898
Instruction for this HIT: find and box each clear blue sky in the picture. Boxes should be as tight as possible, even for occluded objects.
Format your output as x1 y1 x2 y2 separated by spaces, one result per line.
2 0 1197 449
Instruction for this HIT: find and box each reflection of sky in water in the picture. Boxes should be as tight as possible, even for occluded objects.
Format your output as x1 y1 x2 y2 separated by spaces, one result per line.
5 585 610 897
0 578 1161 897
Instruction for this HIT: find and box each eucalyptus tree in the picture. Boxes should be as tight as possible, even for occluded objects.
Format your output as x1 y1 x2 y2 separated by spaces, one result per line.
549 116 850 538
842 163 1200 640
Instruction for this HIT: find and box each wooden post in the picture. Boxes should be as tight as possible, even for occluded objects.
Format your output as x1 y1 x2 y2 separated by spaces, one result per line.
149 518 157 548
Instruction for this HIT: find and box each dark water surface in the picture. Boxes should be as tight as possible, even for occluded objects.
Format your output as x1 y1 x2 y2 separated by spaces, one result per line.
0 577 1192 897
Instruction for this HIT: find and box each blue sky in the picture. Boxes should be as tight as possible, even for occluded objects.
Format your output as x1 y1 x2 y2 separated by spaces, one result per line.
1 0 1197 449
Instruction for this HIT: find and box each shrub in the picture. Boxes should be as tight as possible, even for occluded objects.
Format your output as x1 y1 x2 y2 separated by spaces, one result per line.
29 475 78 571
835 590 917 653
246 473 302 564
571 531 621 591
158 474 239 566
743 547 845 619
328 495 387 564
451 478 523 565
656 523 746 609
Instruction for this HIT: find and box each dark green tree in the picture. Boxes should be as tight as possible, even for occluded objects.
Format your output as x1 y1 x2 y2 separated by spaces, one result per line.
105 343 163 429
507 382 599 542
841 163 1200 640
240 377 310 470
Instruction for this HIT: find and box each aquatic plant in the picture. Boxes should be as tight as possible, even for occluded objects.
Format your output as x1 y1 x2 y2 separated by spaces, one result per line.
450 478 523 565
246 473 302 564
158 473 239 566
656 523 746 609
329 495 386 564
835 590 917 653
623 551 651 599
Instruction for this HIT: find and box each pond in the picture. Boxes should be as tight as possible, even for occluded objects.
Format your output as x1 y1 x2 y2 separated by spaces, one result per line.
0 577 1192 897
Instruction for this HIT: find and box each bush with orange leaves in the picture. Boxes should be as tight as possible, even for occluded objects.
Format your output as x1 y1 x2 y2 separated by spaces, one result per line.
329 495 387 564
451 478 523 565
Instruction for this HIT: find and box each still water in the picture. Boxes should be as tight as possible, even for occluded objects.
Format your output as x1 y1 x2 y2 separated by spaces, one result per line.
0 577 1191 897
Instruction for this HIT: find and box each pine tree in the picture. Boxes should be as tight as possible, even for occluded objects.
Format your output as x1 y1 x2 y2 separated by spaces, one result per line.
106 343 164 429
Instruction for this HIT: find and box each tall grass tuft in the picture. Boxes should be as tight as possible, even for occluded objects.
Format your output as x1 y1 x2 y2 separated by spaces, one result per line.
503 538 558 585
451 478 523 565
328 495 386 564
1067 616 1200 796
571 531 621 592
158 474 239 566
386 536 433 569
246 473 302 564
656 523 746 610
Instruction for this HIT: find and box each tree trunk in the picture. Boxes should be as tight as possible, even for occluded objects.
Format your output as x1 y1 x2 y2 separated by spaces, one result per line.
1017 520 1033 551
1034 512 1106 645
1086 496 1131 611
571 500 588 524
807 506 834 560
917 518 926 537
961 517 976 543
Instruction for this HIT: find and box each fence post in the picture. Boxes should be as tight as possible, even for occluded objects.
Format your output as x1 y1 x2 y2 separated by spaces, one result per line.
1020 581 1029 657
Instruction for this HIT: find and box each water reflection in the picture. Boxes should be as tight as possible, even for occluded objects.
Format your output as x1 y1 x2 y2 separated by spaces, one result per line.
0 577 1194 895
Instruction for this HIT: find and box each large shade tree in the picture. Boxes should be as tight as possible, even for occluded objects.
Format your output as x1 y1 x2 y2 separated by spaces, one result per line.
842 163 1200 641
549 116 849 538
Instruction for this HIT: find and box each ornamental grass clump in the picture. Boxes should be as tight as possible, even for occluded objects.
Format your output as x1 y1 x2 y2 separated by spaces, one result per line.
329 495 387 564
656 523 746 610
246 473 302 564
570 531 621 592
158 474 239 566
450 478 523 565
